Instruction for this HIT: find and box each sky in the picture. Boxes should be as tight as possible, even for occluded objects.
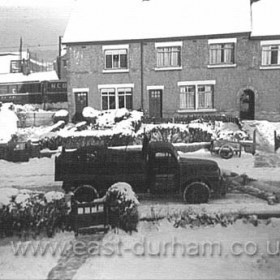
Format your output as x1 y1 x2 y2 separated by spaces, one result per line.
0 0 76 61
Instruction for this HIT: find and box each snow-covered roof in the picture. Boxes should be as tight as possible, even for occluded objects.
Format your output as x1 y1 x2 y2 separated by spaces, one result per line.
251 0 280 38
63 0 251 44
0 70 59 84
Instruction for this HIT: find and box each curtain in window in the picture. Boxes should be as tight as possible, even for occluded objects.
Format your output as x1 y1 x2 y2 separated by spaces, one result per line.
179 88 186 109
163 47 170 67
210 45 222 64
224 44 233 63
197 86 213 109
262 46 271 65
105 49 127 69
157 47 180 67
180 86 194 109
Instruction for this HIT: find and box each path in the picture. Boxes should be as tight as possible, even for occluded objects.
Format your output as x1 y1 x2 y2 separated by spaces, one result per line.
47 233 104 280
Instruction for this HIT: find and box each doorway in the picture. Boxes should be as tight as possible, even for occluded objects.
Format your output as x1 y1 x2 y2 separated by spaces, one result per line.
240 89 255 120
74 91 88 122
149 89 162 118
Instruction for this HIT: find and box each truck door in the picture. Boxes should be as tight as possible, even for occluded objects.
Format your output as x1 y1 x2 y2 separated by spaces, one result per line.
148 151 178 193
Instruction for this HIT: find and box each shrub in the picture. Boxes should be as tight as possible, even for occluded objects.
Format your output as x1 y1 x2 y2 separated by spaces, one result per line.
0 190 69 238
105 182 139 232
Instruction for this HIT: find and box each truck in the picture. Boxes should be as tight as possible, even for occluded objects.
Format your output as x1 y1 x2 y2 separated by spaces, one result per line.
55 141 226 204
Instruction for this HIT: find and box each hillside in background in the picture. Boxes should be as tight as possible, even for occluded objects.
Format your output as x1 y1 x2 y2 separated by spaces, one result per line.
0 5 73 62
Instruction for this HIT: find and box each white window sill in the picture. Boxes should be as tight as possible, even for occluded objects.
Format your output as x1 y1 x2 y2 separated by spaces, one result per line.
177 109 217 113
102 69 129 73
207 64 236 69
259 65 280 70
154 66 182 71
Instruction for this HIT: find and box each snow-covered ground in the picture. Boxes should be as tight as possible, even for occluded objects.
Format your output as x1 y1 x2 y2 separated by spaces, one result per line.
74 219 280 280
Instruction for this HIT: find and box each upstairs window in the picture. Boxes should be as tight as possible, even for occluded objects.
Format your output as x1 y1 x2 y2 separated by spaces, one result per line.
104 49 128 70
209 43 235 65
156 46 181 68
261 45 280 66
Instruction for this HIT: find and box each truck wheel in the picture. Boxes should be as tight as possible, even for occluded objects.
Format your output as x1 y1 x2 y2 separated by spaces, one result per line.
183 182 210 204
219 144 234 159
74 184 99 203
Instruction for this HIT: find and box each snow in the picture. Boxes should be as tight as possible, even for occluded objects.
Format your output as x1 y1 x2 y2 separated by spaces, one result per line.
82 107 99 119
63 0 251 43
0 70 58 84
14 193 30 205
53 109 68 118
44 191 64 203
0 232 74 280
74 219 280 279
0 106 18 143
251 0 280 37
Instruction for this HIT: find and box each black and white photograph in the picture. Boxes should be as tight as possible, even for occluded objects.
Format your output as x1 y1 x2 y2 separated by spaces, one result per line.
1 0 280 279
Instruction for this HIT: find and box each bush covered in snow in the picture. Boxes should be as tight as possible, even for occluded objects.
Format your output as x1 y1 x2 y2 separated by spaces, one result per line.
0 189 69 238
105 182 139 232
82 107 100 123
53 109 69 124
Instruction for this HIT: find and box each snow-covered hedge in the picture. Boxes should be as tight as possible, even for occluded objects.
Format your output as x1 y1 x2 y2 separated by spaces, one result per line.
0 189 69 238
105 182 139 232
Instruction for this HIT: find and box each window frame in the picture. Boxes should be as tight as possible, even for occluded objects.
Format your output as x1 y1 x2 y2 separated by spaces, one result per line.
155 41 182 71
207 38 237 68
261 44 280 67
102 44 129 72
178 81 216 112
99 84 134 110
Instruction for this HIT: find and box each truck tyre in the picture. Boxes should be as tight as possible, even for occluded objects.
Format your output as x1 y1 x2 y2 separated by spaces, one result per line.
183 182 210 204
219 144 234 159
74 184 99 203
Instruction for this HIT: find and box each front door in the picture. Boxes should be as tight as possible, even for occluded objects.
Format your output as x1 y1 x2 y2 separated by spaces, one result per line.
74 92 88 121
240 89 255 120
149 90 162 118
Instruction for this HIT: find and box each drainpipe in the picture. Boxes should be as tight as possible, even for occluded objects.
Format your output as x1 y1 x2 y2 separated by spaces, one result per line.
140 41 144 111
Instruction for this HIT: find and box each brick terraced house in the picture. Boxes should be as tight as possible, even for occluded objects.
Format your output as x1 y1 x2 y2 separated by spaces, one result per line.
62 0 280 121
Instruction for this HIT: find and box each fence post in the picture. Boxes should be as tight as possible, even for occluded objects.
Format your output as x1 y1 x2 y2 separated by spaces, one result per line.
253 129 257 155
274 130 277 153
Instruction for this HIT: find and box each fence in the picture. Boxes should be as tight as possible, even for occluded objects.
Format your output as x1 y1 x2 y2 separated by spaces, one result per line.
18 111 54 128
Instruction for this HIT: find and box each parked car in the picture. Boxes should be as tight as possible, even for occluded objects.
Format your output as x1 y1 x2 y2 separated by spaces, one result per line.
55 141 226 204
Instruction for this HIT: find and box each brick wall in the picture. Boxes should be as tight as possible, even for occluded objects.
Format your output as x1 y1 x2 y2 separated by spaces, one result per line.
66 34 280 121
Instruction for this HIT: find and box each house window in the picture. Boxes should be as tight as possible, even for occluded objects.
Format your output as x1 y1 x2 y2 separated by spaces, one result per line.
179 83 214 110
180 86 195 109
101 87 133 110
118 88 132 109
101 88 116 110
197 85 213 109
156 46 181 68
209 43 235 65
261 45 280 66
104 49 128 70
